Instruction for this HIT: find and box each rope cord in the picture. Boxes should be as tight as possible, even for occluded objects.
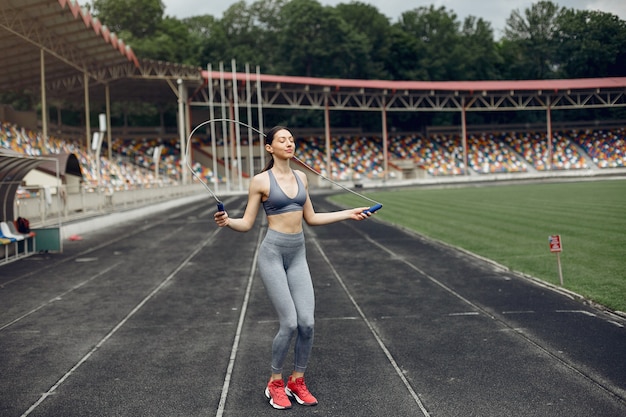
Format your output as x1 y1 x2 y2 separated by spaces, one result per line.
186 118 381 206
185 120 223 204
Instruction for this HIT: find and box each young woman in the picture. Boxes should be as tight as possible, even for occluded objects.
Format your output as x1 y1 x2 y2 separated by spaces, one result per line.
214 126 372 409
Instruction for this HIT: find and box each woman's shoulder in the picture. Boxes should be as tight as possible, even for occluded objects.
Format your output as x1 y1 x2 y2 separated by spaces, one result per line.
250 170 270 189
253 170 270 181
246 171 270 201
293 169 308 184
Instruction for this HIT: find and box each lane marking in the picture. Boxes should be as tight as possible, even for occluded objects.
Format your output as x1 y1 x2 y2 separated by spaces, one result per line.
556 310 597 317
20 227 223 417
341 220 626 406
0 262 122 332
310 236 431 417
215 225 264 417
360 233 496 320
74 257 99 263
1 201 205 289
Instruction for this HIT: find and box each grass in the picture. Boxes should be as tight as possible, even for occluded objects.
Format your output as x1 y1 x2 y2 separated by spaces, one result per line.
329 179 626 313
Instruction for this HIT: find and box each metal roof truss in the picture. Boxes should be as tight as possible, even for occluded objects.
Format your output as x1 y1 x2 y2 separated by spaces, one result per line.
193 82 626 112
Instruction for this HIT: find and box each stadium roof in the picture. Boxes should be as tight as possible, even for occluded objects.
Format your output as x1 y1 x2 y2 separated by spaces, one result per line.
205 71 626 92
198 71 626 112
0 0 203 104
0 0 137 91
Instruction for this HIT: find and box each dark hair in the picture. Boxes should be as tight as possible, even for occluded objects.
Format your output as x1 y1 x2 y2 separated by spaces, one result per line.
261 125 291 172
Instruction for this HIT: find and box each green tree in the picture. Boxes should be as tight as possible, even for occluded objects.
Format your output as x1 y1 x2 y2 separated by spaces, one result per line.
92 0 164 38
192 0 286 71
184 14 223 66
276 0 368 78
502 1 563 79
92 0 195 64
335 2 393 79
555 9 626 78
130 17 196 64
393 5 463 81
456 16 502 80
386 24 424 80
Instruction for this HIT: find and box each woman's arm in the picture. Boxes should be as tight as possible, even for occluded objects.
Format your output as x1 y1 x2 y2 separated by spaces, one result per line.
303 204 371 226
299 171 371 226
214 174 265 232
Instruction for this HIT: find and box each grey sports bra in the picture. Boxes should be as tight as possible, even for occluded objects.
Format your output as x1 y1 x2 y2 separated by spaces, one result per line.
262 169 307 216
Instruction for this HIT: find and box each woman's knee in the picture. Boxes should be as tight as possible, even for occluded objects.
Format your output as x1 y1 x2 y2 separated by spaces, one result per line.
298 320 314 338
279 320 298 336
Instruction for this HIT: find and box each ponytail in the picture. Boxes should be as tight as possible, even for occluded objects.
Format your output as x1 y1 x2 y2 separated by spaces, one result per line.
261 157 274 173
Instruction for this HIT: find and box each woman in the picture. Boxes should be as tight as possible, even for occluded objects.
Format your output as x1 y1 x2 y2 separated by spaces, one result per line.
214 126 372 409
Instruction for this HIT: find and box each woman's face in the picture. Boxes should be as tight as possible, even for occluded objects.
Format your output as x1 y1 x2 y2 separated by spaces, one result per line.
267 129 295 157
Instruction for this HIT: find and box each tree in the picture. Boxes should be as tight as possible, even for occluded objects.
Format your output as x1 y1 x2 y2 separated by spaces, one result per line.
92 0 164 38
456 16 502 80
128 17 196 64
91 0 197 64
555 9 626 78
386 24 425 80
393 6 463 81
275 0 369 78
502 1 563 79
335 2 393 79
192 0 287 71
184 14 224 66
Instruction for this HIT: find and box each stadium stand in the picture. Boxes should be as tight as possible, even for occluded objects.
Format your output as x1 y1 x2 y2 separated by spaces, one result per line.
299 135 387 180
569 128 626 168
4 120 626 192
110 137 183 184
388 133 464 176
1 122 184 191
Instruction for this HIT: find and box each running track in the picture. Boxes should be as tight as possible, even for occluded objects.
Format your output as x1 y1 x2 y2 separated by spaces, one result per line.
1 194 624 416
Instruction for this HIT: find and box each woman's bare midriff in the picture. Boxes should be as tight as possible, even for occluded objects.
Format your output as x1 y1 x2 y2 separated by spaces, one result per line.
267 211 304 234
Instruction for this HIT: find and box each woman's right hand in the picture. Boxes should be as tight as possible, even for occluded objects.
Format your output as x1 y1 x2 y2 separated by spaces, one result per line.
214 210 229 227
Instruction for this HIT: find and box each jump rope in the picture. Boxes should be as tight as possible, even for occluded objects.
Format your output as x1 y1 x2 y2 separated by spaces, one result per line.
184 118 383 215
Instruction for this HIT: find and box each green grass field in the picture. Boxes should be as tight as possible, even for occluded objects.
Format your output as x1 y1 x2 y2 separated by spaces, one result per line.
329 179 626 313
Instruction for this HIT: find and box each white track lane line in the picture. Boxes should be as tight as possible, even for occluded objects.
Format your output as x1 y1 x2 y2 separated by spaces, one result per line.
347 223 626 405
20 227 223 417
309 236 432 417
0 261 122 332
215 226 264 417
1 202 206 289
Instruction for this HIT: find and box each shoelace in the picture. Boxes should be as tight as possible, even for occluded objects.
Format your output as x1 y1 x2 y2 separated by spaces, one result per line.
293 379 310 395
270 381 289 401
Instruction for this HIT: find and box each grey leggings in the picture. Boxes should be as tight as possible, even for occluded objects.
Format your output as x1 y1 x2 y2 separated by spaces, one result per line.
258 229 315 374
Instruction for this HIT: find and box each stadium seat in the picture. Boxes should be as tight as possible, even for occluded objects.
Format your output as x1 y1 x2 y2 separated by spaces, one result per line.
7 221 35 255
1 222 24 242
0 226 19 262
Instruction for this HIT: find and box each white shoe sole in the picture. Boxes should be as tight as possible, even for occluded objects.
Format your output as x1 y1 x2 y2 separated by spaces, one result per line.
265 387 292 410
285 387 318 406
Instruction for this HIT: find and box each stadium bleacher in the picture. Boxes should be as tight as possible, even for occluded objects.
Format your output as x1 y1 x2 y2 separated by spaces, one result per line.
2 120 626 190
1 122 185 191
570 128 626 168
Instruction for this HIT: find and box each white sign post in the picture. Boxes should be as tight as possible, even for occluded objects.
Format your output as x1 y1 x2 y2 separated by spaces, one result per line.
549 235 564 286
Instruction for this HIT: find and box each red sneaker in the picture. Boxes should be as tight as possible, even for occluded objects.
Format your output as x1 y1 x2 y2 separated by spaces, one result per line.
265 379 292 410
286 376 318 406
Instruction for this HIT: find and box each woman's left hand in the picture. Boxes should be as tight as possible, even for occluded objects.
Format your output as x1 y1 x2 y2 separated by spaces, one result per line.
351 207 372 221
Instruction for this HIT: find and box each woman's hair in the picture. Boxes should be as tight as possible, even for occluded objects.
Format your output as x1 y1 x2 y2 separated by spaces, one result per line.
260 125 291 172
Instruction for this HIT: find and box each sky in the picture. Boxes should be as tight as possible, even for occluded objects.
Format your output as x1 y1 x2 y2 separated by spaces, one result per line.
161 0 626 39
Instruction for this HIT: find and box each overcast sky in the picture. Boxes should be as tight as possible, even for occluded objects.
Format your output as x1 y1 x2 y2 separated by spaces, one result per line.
161 0 626 39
